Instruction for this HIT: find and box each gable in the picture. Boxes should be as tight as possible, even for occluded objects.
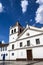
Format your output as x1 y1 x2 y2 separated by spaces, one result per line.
17 28 43 40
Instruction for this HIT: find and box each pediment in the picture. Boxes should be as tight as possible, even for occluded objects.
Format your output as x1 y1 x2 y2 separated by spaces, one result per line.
17 27 42 40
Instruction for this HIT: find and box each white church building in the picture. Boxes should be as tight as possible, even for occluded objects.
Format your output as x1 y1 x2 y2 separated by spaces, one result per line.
0 22 43 61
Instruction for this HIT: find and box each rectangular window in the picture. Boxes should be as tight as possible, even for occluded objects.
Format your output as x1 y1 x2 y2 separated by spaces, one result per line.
12 53 14 56
1 54 3 56
36 39 40 44
5 47 7 51
27 40 30 46
3 47 4 51
20 42 22 47
1 47 2 51
12 44 14 49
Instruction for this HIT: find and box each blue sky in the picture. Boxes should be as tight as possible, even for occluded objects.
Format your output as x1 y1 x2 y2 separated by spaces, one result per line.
0 0 43 43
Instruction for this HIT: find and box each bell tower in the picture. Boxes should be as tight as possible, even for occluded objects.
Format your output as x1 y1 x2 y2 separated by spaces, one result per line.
9 22 24 43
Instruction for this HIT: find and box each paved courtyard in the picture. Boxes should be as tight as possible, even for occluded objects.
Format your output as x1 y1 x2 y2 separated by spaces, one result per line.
0 61 43 65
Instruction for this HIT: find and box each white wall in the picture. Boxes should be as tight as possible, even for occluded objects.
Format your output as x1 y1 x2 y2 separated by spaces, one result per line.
32 47 43 59
9 50 17 60
9 33 18 42
9 26 18 42
8 34 43 50
17 49 27 59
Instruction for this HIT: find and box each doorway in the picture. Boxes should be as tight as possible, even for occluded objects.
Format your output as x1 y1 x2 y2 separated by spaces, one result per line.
27 50 32 60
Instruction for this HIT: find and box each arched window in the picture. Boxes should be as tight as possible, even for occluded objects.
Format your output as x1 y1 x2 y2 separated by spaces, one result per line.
14 29 16 33
11 30 13 34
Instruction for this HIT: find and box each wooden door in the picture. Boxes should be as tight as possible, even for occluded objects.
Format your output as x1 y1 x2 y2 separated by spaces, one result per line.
27 50 32 60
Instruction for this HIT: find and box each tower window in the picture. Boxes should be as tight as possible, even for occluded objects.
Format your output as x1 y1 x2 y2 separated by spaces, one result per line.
12 44 14 49
14 29 16 32
20 29 22 33
11 30 13 34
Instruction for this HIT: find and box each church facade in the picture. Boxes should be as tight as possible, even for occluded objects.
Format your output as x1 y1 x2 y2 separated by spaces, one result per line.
0 22 43 61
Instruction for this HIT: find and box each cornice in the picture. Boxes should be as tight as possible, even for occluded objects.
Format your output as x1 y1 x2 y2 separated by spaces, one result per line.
8 44 43 51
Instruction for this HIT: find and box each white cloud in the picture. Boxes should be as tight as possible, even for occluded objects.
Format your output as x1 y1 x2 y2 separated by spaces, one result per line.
0 2 4 13
36 0 43 4
35 0 43 24
21 0 28 13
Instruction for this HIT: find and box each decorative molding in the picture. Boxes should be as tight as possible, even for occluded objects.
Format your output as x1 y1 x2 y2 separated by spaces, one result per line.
26 33 30 36
8 45 43 51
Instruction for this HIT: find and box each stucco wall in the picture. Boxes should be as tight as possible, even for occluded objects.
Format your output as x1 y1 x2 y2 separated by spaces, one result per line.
16 49 27 59
32 47 43 59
